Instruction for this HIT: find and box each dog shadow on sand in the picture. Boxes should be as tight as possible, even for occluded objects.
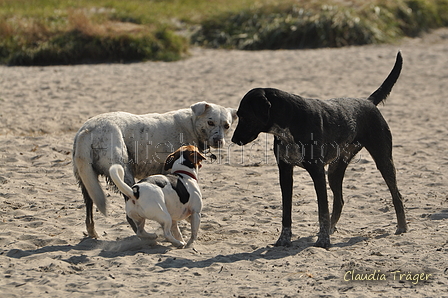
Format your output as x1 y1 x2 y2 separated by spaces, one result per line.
5 233 368 269
5 236 167 260
155 235 368 270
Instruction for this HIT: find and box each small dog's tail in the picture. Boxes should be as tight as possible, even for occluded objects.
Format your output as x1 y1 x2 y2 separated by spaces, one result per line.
109 164 135 199
367 51 403 106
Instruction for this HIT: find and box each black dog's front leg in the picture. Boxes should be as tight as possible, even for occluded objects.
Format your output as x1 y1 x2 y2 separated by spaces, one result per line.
274 140 294 246
276 160 294 246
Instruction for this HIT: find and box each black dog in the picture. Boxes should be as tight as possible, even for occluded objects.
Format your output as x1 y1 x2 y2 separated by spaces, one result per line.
232 52 407 248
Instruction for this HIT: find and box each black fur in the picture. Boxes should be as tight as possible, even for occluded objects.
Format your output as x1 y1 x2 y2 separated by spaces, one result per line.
136 174 190 204
168 174 190 204
132 185 140 199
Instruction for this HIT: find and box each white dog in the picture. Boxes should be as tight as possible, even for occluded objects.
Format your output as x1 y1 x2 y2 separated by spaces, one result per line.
73 102 236 238
109 145 206 248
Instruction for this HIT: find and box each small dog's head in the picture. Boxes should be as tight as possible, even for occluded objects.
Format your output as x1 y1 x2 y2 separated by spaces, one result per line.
164 145 207 171
232 88 271 146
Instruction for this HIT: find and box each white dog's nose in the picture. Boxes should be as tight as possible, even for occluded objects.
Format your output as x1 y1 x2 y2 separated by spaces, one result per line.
212 137 225 148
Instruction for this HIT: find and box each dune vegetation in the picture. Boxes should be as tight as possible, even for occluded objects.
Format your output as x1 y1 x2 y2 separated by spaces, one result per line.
1 0 447 65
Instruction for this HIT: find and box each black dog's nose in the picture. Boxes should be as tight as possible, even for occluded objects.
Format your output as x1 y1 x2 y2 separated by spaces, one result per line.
231 136 243 146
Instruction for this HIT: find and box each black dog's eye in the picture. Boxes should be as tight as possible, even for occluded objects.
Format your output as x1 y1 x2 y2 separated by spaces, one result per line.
207 121 215 126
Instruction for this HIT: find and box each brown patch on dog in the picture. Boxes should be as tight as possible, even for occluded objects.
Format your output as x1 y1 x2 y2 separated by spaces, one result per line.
164 145 206 171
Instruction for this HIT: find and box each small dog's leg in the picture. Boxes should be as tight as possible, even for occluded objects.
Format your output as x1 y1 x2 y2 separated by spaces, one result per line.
157 214 185 248
134 218 157 240
163 227 185 248
186 212 201 248
171 220 184 242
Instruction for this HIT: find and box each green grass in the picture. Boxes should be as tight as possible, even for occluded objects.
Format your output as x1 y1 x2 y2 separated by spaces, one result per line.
1 0 447 65
193 0 448 49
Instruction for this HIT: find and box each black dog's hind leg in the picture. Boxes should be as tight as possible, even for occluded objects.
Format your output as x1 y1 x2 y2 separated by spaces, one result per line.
305 165 331 248
365 143 407 234
328 160 348 234
274 140 294 247
328 145 362 234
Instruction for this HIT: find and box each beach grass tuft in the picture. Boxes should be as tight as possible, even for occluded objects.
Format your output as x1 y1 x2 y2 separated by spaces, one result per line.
1 0 447 65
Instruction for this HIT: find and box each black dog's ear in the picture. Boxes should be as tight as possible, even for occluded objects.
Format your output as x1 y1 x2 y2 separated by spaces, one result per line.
253 91 271 125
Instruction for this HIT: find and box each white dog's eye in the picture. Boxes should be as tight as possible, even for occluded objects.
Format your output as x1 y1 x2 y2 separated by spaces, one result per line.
224 123 230 130
207 121 215 126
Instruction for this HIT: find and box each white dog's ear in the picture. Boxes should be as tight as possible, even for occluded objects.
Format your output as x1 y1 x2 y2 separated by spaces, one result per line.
191 101 211 116
228 108 238 122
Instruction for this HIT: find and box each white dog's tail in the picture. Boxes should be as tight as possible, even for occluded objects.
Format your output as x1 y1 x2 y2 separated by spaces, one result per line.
109 164 135 199
73 130 107 215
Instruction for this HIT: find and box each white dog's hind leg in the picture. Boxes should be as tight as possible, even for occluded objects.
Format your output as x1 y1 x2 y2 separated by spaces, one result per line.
134 218 157 240
170 220 184 242
156 213 185 248
126 201 157 240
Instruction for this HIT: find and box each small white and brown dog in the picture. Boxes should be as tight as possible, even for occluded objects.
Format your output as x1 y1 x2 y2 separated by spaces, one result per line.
109 145 206 248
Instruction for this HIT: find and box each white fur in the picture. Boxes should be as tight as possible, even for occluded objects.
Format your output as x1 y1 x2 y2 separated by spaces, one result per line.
109 156 203 248
73 102 236 238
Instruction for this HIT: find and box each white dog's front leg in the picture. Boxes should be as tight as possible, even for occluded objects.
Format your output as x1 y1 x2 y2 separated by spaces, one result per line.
186 212 201 248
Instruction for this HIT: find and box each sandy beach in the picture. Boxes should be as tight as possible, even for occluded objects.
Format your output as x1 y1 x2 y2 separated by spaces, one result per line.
1 28 447 297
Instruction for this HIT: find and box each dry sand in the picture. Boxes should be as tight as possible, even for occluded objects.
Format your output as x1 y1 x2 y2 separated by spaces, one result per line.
1 28 447 297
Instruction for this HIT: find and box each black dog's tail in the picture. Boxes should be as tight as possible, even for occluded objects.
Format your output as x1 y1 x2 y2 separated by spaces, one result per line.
367 51 403 106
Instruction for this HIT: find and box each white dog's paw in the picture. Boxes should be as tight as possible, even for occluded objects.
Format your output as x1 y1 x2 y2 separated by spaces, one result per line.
185 239 196 249
173 241 186 248
137 231 158 240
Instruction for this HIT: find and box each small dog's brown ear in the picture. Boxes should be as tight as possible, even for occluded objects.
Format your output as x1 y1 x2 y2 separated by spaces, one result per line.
189 150 207 163
197 151 207 161
164 150 180 171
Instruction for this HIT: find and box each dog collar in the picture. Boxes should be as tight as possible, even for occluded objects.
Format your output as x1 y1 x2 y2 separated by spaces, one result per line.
174 170 198 181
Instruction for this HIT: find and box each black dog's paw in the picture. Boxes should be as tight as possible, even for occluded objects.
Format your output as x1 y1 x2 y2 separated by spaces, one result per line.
395 226 408 235
274 226 292 247
274 238 292 247
329 226 338 235
314 237 331 249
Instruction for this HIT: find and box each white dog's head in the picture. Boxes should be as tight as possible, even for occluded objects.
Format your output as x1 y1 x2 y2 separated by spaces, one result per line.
191 102 237 148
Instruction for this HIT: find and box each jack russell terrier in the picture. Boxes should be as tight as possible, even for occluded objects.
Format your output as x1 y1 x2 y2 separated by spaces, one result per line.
109 145 206 248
